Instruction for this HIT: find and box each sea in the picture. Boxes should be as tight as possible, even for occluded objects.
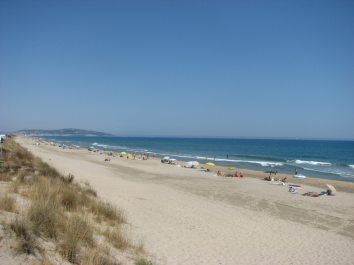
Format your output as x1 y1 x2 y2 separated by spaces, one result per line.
39 136 354 182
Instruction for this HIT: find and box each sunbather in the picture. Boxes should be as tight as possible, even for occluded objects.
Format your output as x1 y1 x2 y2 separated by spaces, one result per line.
263 176 271 181
217 170 224 176
302 192 321 197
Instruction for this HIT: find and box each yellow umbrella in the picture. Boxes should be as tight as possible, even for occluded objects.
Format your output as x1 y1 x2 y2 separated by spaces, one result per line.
206 162 215 167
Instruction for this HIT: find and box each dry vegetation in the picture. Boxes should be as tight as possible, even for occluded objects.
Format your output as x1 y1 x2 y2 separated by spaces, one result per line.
0 138 154 265
0 194 17 212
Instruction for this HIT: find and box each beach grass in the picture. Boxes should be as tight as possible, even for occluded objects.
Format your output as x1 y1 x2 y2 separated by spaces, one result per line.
135 259 154 265
103 227 130 250
0 194 17 212
0 138 149 264
59 215 94 263
9 218 37 255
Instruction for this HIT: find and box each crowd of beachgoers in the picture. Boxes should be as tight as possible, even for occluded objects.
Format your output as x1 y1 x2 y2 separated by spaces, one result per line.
32 138 339 199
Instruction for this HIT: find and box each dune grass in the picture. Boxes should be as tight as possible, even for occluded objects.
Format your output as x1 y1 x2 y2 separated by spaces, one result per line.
27 197 62 239
80 245 115 265
0 194 16 212
89 200 126 224
60 214 94 263
0 138 149 264
103 227 130 250
135 259 154 265
9 218 37 255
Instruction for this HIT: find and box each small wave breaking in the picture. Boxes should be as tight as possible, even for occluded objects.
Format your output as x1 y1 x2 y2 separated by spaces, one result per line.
92 142 149 153
166 154 283 167
303 167 354 178
292 160 331 166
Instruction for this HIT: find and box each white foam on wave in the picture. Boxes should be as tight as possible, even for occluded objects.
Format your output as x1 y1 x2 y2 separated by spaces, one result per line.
214 158 283 167
92 143 109 148
167 154 283 167
349 165 354 169
303 167 354 178
293 160 331 166
92 142 151 153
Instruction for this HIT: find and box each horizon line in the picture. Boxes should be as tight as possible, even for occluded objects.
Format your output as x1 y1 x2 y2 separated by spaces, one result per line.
2 128 353 141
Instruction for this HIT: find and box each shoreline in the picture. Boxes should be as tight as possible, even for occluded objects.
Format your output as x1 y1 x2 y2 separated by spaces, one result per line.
32 136 354 193
14 136 354 265
32 135 354 184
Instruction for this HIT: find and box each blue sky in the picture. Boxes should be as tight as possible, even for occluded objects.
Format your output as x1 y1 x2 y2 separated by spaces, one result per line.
0 0 353 139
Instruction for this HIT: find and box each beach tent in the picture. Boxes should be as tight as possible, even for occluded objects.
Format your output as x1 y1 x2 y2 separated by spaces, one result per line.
206 162 215 167
120 152 127 155
185 161 199 168
127 154 134 159
161 156 170 163
168 158 177 164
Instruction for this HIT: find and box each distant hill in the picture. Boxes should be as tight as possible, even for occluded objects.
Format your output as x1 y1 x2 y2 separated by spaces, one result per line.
17 128 112 136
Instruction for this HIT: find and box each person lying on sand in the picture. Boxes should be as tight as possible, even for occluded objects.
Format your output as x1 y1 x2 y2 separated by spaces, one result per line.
303 188 335 197
302 192 322 197
263 176 271 181
217 170 225 176
235 171 244 178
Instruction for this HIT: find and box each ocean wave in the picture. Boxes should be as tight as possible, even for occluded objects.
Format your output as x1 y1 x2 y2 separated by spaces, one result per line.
214 158 283 167
291 159 331 166
226 154 286 162
164 154 283 167
303 167 354 178
92 142 109 148
349 165 354 169
92 142 150 153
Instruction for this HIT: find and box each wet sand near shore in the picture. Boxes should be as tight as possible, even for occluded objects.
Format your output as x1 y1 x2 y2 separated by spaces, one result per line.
16 136 354 265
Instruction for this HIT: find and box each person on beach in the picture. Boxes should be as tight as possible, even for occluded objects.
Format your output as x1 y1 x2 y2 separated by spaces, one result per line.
234 171 244 178
263 175 271 181
295 169 298 175
217 170 224 176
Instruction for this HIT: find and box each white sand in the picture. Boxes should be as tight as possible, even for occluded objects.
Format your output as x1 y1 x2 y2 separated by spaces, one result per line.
17 137 354 265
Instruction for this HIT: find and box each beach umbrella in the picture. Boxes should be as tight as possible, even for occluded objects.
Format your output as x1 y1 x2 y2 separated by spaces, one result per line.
121 152 127 155
163 156 170 160
206 162 215 167
326 184 336 194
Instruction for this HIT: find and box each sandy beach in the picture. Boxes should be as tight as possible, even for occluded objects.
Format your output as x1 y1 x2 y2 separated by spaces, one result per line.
16 136 354 265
